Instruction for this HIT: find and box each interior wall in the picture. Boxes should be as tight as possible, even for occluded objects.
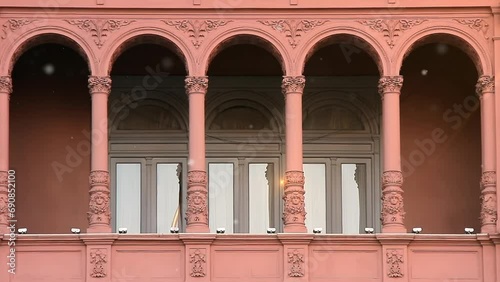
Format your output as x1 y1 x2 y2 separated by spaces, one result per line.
401 43 481 233
10 44 90 234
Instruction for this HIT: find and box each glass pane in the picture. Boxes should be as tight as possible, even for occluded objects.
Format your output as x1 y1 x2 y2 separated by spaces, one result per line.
341 164 361 234
303 164 327 232
249 163 272 233
116 163 141 233
209 163 234 233
157 163 182 233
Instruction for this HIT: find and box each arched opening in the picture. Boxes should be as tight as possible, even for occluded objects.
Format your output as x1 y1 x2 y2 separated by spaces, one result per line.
303 35 381 234
11 39 91 234
400 42 481 234
109 37 188 234
206 35 284 233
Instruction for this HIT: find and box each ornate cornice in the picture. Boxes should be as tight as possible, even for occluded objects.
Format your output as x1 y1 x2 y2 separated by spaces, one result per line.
0 76 12 93
259 19 327 48
476 75 494 96
164 20 231 48
65 19 135 48
88 76 112 94
378 76 403 95
386 249 404 278
1 19 38 40
454 19 489 39
185 76 208 94
358 19 427 48
282 76 305 95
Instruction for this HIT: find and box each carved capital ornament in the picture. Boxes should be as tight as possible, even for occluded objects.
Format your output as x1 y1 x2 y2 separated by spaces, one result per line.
0 76 12 93
476 75 494 96
88 76 112 94
185 76 208 94
282 76 305 95
378 76 403 95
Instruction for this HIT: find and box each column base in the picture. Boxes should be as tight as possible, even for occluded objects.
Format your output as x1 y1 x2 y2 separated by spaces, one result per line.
382 223 407 233
482 225 496 234
284 224 307 233
87 224 112 233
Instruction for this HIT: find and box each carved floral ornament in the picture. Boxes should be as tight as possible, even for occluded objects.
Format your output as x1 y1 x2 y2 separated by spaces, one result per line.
90 170 110 187
90 249 107 278
357 19 427 48
381 191 405 225
378 76 403 95
189 249 206 277
1 19 38 40
0 76 12 93
287 249 305 277
186 190 208 224
65 19 135 48
185 76 209 94
282 76 305 95
386 249 404 278
382 170 403 187
88 189 111 225
454 18 489 39
476 76 494 96
259 19 327 48
164 20 231 48
88 76 112 94
481 171 496 188
480 193 497 225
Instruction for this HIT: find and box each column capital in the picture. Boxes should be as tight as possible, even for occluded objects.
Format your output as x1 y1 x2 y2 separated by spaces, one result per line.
0 76 12 94
185 76 208 94
476 75 494 96
378 76 403 95
282 76 305 95
88 76 112 95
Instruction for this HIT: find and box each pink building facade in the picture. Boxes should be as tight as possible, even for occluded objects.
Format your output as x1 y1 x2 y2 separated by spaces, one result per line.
0 0 500 281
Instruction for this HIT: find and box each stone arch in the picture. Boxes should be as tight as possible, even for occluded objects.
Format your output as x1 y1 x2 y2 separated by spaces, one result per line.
102 28 194 76
297 27 389 76
200 28 291 75
394 25 492 76
0 26 97 75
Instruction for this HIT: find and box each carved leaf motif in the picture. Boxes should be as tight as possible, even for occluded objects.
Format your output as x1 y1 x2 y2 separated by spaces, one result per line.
90 249 107 278
88 76 112 94
0 76 12 93
186 191 208 224
358 19 426 48
381 191 405 224
1 19 37 40
189 249 206 277
185 77 209 94
88 191 111 225
378 76 403 95
65 19 135 48
382 170 403 187
476 76 494 96
282 76 306 95
386 249 404 278
480 194 497 224
454 19 489 39
287 249 305 277
259 19 327 48
164 20 231 48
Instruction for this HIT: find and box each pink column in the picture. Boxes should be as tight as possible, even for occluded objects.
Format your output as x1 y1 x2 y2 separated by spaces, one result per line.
379 76 406 233
185 76 209 233
282 76 307 233
477 76 497 233
0 76 12 234
87 76 112 233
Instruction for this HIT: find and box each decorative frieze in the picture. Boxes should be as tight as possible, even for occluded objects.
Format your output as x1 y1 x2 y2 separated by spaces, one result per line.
164 20 231 48
90 249 107 278
386 249 404 278
0 76 12 93
65 19 135 48
185 76 209 94
259 19 327 48
287 249 305 277
89 170 110 187
284 170 305 187
282 76 305 95
88 76 112 94
189 249 206 277
454 19 489 39
476 75 494 96
1 19 38 40
378 76 403 95
358 19 426 48
382 170 403 187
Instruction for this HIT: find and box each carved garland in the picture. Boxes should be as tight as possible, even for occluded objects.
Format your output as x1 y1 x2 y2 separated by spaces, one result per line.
0 171 7 224
164 20 231 48
476 75 494 96
185 76 209 94
88 76 112 94
386 249 404 278
259 20 327 48
282 76 305 95
0 76 12 93
378 76 403 95
88 171 111 225
454 19 489 39
1 19 38 40
189 249 206 277
480 171 497 225
381 192 405 225
90 249 107 278
287 249 305 277
65 19 135 48
358 19 427 48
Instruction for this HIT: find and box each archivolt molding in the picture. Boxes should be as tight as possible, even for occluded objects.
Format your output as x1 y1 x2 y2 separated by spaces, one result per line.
0 23 98 75
392 20 492 76
101 26 195 76
296 25 389 76
198 25 292 76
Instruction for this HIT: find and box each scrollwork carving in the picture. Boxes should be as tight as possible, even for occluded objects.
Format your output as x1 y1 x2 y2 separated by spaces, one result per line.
65 19 135 48
164 20 231 48
1 19 38 40
476 76 494 96
185 76 209 94
454 19 489 39
378 76 403 95
386 249 404 278
189 249 206 277
382 170 403 187
90 249 107 278
282 76 305 95
358 19 427 48
0 76 12 93
88 76 112 94
287 249 305 277
259 20 327 48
